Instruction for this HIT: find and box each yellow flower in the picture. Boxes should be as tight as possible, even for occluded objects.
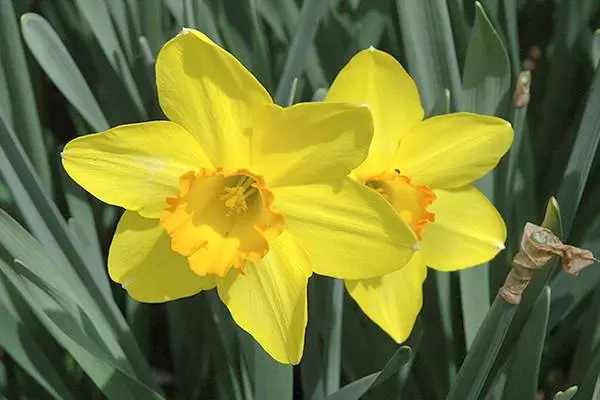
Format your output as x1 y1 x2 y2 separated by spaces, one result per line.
325 48 514 343
61 30 417 364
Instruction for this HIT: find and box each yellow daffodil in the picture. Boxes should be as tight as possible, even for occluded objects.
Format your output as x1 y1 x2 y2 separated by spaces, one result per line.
325 48 514 343
61 30 417 364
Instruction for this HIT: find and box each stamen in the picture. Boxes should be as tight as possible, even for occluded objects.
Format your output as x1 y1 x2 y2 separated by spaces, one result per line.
219 176 259 215
161 169 284 278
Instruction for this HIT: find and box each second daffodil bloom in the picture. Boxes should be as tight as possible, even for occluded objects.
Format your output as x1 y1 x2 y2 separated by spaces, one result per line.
61 30 417 364
325 48 514 343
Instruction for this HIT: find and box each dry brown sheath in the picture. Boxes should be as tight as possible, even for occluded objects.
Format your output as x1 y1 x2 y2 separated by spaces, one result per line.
499 222 597 304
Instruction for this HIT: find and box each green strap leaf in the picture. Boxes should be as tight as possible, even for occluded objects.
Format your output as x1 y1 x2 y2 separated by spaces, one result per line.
501 287 551 400
0 110 154 385
395 0 463 112
323 279 344 395
0 257 164 400
274 0 329 105
461 1 510 116
0 278 75 400
326 346 412 400
0 0 51 192
447 197 561 400
556 55 600 235
73 0 146 119
21 13 110 132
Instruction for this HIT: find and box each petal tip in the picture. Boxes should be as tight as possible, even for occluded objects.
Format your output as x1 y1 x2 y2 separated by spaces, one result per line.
179 27 194 36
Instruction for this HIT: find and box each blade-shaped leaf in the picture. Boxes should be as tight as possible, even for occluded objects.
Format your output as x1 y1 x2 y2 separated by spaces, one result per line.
501 287 550 400
461 1 510 116
395 0 463 112
0 111 154 385
21 13 109 132
274 0 329 104
73 0 146 119
0 0 51 191
326 346 412 400
0 278 75 400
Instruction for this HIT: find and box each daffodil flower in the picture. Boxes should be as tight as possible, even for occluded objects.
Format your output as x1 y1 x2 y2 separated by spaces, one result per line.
325 48 514 343
61 30 417 364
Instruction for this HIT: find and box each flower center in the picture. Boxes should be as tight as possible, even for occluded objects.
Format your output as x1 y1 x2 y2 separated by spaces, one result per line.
365 171 436 239
219 176 256 214
160 169 284 277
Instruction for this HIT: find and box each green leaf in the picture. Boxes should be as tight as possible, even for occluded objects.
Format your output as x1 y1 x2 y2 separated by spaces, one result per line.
274 0 329 105
167 296 216 400
459 0 506 321
192 1 223 45
457 3 503 335
163 0 183 26
565 286 600 393
215 1 253 74
0 280 75 400
446 293 517 400
395 0 463 112
300 279 326 400
501 0 522 75
256 0 287 43
21 13 109 132
501 287 551 400
556 56 600 235
73 0 147 119
503 71 531 204
63 179 104 276
459 264 491 349
0 106 114 303
252 343 293 400
447 198 561 400
0 207 163 397
326 346 412 400
0 111 154 385
249 0 274 90
105 0 134 64
535 0 589 174
206 292 246 399
461 1 510 116
323 279 344 395
141 0 165 56
350 0 392 50
0 46 11 127
0 0 51 192
0 257 164 399
591 29 600 68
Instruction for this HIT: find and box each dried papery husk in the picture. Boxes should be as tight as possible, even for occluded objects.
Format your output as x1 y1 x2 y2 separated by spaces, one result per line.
513 70 531 108
500 222 598 304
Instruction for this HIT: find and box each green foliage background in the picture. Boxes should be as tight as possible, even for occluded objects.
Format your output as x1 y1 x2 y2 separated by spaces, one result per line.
1 0 600 399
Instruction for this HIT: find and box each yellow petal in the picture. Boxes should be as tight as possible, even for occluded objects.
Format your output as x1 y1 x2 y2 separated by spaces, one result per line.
345 252 427 343
325 48 424 179
420 186 506 271
217 231 311 364
394 113 513 189
108 211 216 303
272 178 417 280
250 102 373 186
156 28 272 169
62 121 213 218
